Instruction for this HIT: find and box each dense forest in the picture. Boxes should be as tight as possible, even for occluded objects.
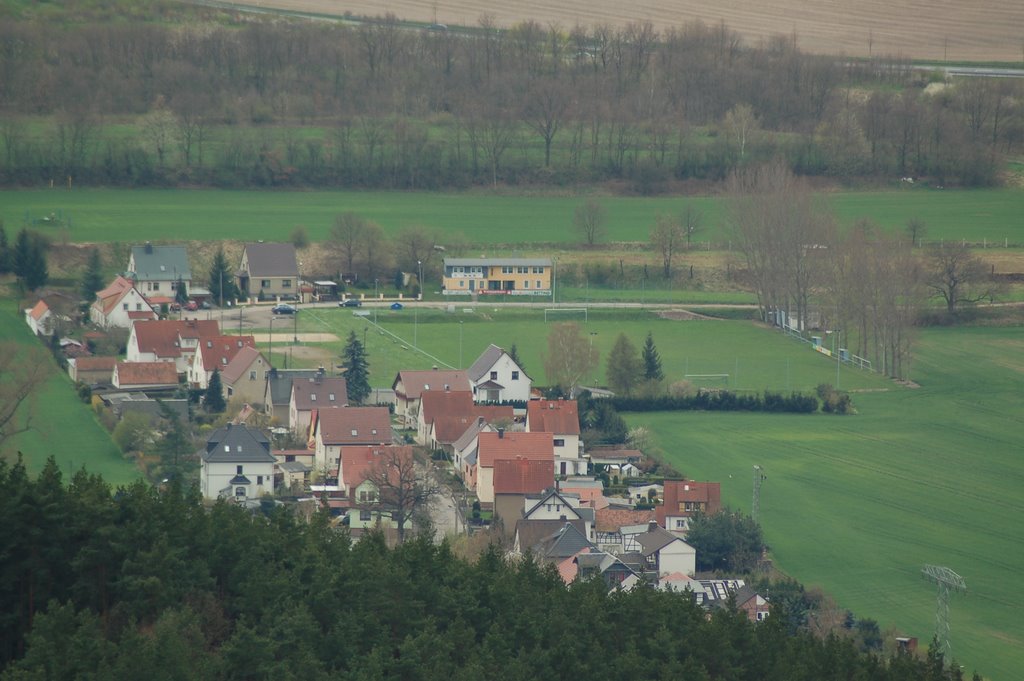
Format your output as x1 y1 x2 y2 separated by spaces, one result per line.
0 12 1020 190
0 457 976 680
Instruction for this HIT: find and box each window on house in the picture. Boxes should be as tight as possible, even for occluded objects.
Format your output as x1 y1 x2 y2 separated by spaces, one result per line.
236 445 242 452
371 429 377 435
517 266 528 273
533 266 544 273
285 455 295 462
536 280 542 288
282 279 291 288
359 510 371 521
490 371 498 380
236 465 243 474
675 519 686 529
512 371 520 380
123 303 129 311
136 303 142 311
311 394 317 401
249 371 257 380
459 280 465 287
351 429 358 436
524 280 530 288
225 445 231 453
261 280 271 289
329 393 335 401
257 476 263 485
235 487 245 497
153 282 160 291
227 387 234 396
554 438 565 447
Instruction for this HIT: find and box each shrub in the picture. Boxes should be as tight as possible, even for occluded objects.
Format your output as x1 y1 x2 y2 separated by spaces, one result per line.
817 384 853 414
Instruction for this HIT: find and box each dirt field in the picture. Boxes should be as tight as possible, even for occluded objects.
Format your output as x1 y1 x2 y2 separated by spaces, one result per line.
260 0 1023 62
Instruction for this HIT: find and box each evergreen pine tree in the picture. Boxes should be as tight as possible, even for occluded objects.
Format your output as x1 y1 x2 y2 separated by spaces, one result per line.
81 248 104 301
508 343 524 371
25 240 48 291
13 228 31 282
208 248 237 305
204 368 226 413
642 332 664 381
156 401 191 478
393 269 404 290
174 276 188 305
342 330 371 404
0 223 11 274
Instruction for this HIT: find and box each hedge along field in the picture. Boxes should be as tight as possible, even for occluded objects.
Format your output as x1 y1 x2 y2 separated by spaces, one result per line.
630 325 1024 681
0 302 139 486
1 187 1023 246
286 307 892 391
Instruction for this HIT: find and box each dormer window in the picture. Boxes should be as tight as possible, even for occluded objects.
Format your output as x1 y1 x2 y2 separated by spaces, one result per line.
329 393 335 401
351 429 358 436
222 358 227 364
371 429 377 435
236 445 242 452
424 384 430 390
224 445 230 452
311 394 317 401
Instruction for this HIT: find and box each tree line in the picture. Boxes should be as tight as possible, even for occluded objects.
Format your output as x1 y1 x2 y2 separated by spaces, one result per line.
0 15 1019 189
0 459 979 680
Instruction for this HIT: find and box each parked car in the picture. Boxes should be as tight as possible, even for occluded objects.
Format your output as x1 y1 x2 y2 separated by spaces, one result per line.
272 304 297 315
390 302 404 311
340 299 362 308
185 300 199 312
169 302 181 312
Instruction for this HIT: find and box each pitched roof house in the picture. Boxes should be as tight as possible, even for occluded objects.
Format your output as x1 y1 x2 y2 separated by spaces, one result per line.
636 523 696 578
492 458 556 535
237 243 299 300
221 347 272 407
513 520 593 562
188 335 256 389
312 407 392 473
416 389 474 445
466 344 531 403
474 430 553 504
392 369 470 425
199 423 276 501
112 361 179 390
90 276 157 329
263 368 322 423
67 356 118 385
338 445 415 496
24 300 54 335
127 319 221 374
290 375 348 435
526 399 585 476
657 480 722 535
128 244 191 298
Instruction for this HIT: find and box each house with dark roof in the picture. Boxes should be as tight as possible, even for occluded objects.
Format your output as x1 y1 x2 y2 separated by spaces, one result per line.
200 423 276 501
474 430 553 504
188 335 256 389
522 488 594 540
128 243 191 300
657 480 722 535
570 550 641 591
263 368 322 424
222 347 272 407
112 361 180 390
466 344 531 403
236 243 299 301
90 276 157 329
290 374 348 434
526 399 585 476
513 520 593 562
492 458 556 535
391 369 470 426
311 407 393 473
636 523 696 577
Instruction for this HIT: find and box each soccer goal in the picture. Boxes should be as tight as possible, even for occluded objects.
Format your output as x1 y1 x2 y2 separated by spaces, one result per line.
544 307 588 322
684 373 730 388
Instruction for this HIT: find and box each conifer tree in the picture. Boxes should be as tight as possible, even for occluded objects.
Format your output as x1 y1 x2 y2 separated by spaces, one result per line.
204 368 226 413
342 331 371 404
508 343 524 371
174 276 188 305
81 248 104 301
642 332 664 381
208 247 237 305
0 223 11 274
14 230 48 291
13 228 31 282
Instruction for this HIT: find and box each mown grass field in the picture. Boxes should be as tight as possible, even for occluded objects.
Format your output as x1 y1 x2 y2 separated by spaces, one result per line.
2 187 1023 246
630 326 1024 680
0 302 139 486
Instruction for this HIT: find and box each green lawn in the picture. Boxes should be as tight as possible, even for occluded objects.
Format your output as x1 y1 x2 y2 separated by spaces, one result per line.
0 302 139 486
631 325 1024 680
2 187 1022 246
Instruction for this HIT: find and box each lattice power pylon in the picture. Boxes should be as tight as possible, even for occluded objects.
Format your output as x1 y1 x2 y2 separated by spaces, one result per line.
922 564 967 656
752 465 765 523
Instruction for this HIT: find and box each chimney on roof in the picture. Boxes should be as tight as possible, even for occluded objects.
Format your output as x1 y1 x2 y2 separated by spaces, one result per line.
648 521 658 532
226 422 233 430
498 428 505 439
145 242 153 254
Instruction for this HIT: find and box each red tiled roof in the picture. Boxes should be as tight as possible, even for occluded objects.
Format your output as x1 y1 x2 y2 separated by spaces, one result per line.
315 407 392 446
493 457 555 495
527 399 581 435
74 356 118 371
656 480 722 527
595 507 657 533
221 346 268 385
28 300 49 320
94 276 137 316
420 390 474 425
478 431 553 468
114 361 179 387
431 415 479 445
198 335 256 371
132 319 220 358
474 404 514 422
292 376 348 411
393 370 470 399
339 445 414 492
127 310 157 320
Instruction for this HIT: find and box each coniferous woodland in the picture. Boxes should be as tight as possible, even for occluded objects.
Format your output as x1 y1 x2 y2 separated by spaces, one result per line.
0 11 1020 189
0 458 976 680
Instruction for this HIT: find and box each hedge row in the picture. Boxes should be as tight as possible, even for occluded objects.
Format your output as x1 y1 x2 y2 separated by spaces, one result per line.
610 390 819 414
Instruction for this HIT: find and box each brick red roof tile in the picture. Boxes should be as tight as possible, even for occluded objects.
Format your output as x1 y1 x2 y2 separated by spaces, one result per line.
419 390 474 425
198 335 256 371
393 370 470 399
339 445 414 492
493 457 555 495
114 361 179 387
315 407 392 446
527 399 581 435
478 431 553 468
132 319 220 358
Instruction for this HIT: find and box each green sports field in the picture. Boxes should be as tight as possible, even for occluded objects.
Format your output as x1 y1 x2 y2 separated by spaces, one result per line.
2 187 1023 245
631 325 1024 680
0 302 139 486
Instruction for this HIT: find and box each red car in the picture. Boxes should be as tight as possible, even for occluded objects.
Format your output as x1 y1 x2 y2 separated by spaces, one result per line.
185 301 199 311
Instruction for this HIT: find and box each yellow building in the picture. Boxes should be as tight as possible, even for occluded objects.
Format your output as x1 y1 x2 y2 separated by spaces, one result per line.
442 258 552 296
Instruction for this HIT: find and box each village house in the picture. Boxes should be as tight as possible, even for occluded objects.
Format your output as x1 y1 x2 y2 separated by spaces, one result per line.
526 399 585 476
473 430 554 504
521 488 594 540
416 389 474 445
311 407 393 475
512 520 591 563
557 476 607 509
200 423 276 501
221 347 272 406
593 507 657 553
566 550 641 591
336 445 416 536
236 242 299 301
90 276 157 329
24 300 55 336
657 480 722 534
290 373 348 435
112 361 179 391
263 368 322 424
451 417 493 483
126 319 220 374
635 523 697 578
391 368 470 426
492 458 556 535
441 257 552 296
128 243 191 301
466 344 532 403
67 356 118 385
188 335 256 389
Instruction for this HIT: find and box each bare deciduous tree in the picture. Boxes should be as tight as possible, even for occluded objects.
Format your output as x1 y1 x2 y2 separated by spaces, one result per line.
0 343 50 452
329 213 368 278
572 198 608 246
925 242 1000 313
650 212 684 279
543 322 599 397
364 446 440 544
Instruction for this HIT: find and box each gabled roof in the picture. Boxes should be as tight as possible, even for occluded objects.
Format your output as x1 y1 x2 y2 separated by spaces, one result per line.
453 417 490 451
266 368 322 406
595 508 657 533
114 361 179 387
478 431 553 468
198 335 256 371
473 404 514 422
467 344 524 381
340 445 414 490
392 370 470 400
524 489 581 519
202 423 275 463
28 300 50 320
130 245 191 281
657 480 722 526
72 356 118 372
222 347 269 385
292 376 348 411
493 458 555 495
514 519 587 557
532 521 594 560
432 414 480 445
420 390 475 425
94 276 141 316
527 399 581 436
132 319 220 358
241 243 298 277
314 407 391 446
637 526 690 557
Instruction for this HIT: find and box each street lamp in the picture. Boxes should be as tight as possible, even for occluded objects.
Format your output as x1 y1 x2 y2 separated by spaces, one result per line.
268 316 275 364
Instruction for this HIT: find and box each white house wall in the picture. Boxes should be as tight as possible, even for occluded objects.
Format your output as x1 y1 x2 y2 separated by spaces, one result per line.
200 460 274 501
472 353 531 403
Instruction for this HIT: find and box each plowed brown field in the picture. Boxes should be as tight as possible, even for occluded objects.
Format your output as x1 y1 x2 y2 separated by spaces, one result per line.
259 0 1023 62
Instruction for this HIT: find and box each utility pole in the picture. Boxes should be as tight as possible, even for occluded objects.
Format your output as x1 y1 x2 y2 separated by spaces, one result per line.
922 565 967 657
752 465 765 523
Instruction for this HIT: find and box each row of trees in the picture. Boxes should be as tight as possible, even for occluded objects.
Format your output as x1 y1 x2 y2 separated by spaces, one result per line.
0 225 49 291
0 17 1018 188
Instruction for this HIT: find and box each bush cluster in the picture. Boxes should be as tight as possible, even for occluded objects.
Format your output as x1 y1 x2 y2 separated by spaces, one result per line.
816 384 853 414
610 389 818 414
